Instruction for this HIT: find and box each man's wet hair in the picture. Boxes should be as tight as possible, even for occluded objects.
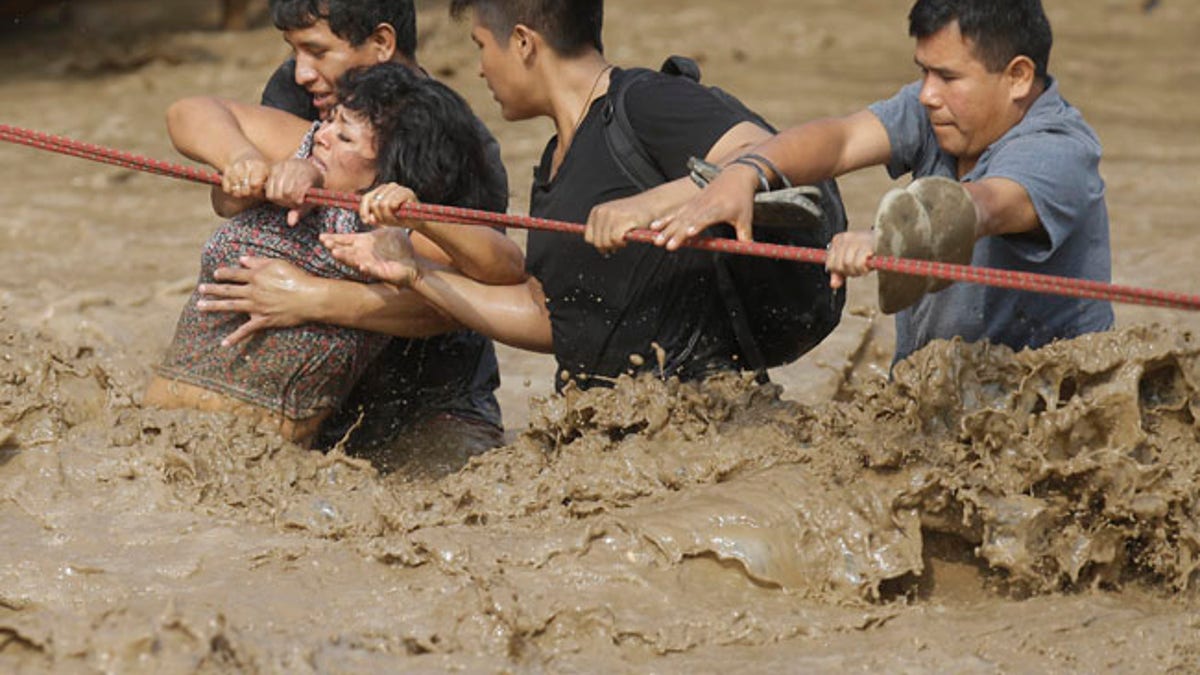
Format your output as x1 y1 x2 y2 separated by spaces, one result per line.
336 63 491 209
448 0 603 56
269 0 417 60
909 0 1052 80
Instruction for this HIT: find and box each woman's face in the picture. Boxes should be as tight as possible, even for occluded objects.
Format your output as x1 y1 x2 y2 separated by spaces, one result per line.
311 106 378 193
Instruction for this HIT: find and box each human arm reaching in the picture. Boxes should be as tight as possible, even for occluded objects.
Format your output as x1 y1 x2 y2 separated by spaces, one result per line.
166 96 316 218
197 182 527 345
652 110 893 251
196 256 460 345
825 174 1041 297
321 228 553 353
584 120 771 253
359 182 525 285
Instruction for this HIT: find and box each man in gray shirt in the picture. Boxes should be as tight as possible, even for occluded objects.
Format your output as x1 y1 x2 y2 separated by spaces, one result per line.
654 0 1114 362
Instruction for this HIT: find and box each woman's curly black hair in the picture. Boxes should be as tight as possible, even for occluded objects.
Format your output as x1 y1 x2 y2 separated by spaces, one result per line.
336 63 492 210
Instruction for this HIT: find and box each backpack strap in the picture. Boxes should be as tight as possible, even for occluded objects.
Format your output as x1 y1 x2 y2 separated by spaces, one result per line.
601 56 718 189
602 67 669 190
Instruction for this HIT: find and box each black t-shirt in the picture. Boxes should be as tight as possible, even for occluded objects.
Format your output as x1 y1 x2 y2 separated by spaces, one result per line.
261 59 322 121
528 67 749 388
261 58 509 442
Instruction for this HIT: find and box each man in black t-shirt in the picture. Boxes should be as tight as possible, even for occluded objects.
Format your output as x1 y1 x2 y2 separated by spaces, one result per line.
196 0 518 474
323 0 777 390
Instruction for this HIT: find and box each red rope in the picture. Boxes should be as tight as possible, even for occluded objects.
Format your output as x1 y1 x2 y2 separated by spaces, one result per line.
2 122 1197 311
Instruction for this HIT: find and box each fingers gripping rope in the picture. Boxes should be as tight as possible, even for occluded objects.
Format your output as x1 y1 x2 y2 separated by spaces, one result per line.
2 123 1198 311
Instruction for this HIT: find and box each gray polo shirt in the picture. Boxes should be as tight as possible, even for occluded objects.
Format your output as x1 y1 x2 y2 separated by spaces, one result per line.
869 78 1114 362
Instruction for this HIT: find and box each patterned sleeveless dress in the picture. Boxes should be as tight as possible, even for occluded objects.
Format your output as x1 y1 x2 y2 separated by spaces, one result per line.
156 125 391 419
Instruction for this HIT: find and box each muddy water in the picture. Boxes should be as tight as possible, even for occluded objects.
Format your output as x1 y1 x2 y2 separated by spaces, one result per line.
3 0 1200 672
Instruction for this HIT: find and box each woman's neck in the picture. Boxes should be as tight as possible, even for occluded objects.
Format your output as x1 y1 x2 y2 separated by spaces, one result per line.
544 52 612 173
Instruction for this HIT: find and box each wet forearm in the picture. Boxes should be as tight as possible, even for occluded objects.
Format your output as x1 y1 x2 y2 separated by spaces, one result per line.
413 224 526 285
166 97 308 171
707 119 775 166
964 178 1042 238
753 121 850 186
750 112 892 187
309 277 460 338
636 178 706 222
409 271 553 353
166 97 261 171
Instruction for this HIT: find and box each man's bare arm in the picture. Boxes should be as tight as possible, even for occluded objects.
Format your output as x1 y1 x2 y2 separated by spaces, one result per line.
408 273 553 353
166 97 310 169
964 177 1042 238
167 97 313 218
198 257 459 346
585 120 774 251
321 228 553 353
653 110 893 249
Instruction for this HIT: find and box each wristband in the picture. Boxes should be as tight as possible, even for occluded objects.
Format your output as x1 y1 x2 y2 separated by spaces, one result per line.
730 157 771 193
741 153 792 189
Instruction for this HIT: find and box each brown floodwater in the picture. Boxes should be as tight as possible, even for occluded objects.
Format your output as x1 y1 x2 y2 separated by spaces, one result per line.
2 0 1200 672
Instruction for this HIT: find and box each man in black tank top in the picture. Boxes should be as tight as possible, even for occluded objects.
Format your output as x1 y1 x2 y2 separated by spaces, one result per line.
194 0 520 475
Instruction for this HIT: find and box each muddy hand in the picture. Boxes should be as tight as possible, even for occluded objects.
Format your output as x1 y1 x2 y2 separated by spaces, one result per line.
653 162 760 251
873 177 977 314
321 227 419 287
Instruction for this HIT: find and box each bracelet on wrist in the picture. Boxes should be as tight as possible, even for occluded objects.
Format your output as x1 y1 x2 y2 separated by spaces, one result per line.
730 157 771 193
740 153 792 189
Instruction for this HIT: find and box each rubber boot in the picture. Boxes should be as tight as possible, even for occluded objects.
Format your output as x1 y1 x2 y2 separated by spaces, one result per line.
908 176 976 293
687 156 825 230
874 187 935 314
874 177 977 314
752 186 824 230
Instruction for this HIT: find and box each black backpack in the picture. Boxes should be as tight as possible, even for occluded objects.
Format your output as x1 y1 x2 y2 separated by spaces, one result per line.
602 56 847 373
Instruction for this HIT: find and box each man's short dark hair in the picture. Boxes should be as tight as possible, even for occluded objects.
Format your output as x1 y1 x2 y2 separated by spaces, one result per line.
337 63 492 209
909 0 1052 80
269 0 417 60
449 0 603 56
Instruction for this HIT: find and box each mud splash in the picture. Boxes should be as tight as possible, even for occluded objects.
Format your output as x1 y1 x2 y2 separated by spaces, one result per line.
3 301 1199 670
835 325 1200 593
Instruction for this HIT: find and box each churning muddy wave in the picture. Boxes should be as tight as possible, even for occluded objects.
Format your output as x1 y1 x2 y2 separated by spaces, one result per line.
2 310 1198 669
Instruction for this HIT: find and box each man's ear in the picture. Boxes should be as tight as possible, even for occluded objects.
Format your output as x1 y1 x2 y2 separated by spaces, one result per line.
367 23 398 63
1005 55 1037 100
511 23 537 61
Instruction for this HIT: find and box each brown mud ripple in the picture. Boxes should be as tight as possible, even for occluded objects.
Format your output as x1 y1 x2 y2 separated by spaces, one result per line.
3 303 1200 669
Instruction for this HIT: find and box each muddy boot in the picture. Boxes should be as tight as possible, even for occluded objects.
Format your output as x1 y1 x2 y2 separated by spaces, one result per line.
874 177 977 314
688 156 723 185
752 186 824 230
686 157 825 230
908 176 976 293
874 187 935 314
